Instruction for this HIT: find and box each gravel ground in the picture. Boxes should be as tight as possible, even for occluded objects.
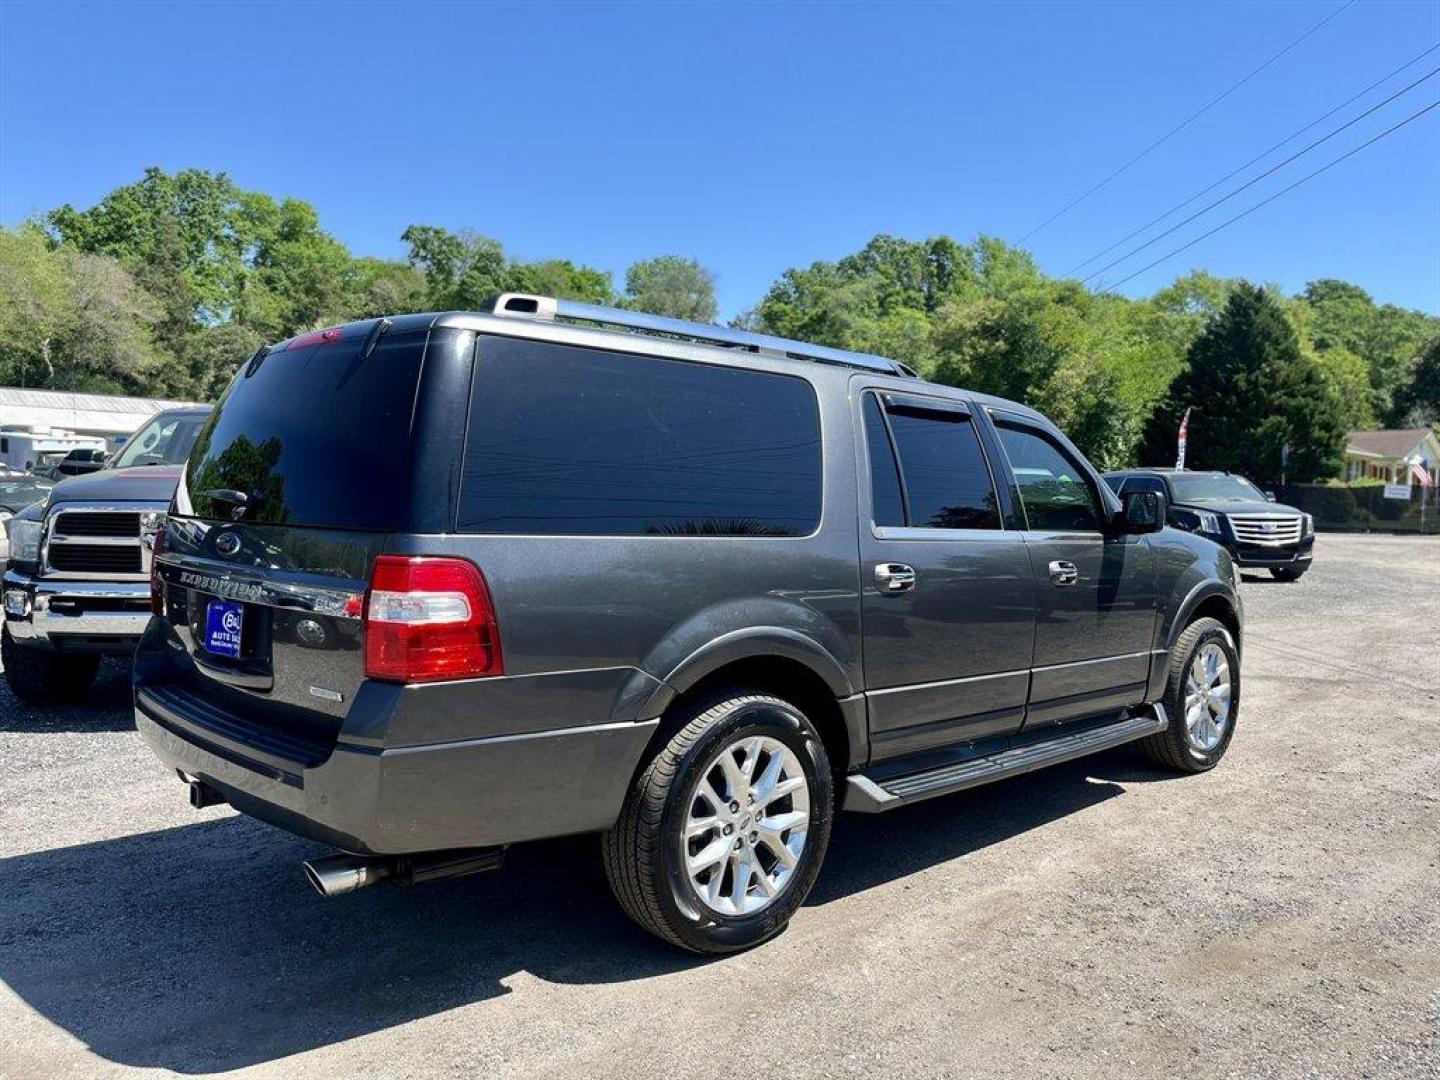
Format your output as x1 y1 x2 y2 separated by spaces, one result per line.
0 532 1436 1080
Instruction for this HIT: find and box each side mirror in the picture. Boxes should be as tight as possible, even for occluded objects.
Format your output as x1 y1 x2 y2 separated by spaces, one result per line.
1117 490 1165 534
1264 491 1277 502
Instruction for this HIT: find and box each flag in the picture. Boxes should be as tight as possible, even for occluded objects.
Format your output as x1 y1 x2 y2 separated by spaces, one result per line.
1409 460 1433 487
1175 407 1192 470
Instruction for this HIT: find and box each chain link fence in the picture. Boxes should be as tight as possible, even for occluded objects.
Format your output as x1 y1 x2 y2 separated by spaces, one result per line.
1278 483 1439 535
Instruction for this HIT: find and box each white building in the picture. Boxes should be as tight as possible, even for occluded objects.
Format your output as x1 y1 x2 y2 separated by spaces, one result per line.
1343 428 1440 487
0 387 202 471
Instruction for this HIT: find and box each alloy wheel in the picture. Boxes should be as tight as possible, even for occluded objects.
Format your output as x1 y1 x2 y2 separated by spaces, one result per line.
681 735 811 916
1184 642 1232 753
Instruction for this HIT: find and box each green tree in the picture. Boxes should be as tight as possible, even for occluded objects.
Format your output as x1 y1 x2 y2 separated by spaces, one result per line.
1143 283 1346 484
622 255 717 322
401 225 612 310
1297 279 1439 422
0 225 166 393
1391 337 1440 427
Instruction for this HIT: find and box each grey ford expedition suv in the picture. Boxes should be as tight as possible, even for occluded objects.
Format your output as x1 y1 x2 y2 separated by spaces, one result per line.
135 295 1243 953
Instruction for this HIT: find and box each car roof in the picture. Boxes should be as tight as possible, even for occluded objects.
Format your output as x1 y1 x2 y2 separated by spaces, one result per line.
270 308 1049 425
1104 468 1230 478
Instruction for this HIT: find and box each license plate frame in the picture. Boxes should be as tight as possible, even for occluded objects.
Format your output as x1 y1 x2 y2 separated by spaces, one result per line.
203 599 245 659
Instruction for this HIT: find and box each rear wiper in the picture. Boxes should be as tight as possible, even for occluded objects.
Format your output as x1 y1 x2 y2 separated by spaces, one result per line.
201 488 252 520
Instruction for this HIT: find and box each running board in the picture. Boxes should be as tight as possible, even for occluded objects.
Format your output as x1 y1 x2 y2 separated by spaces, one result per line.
845 704 1168 813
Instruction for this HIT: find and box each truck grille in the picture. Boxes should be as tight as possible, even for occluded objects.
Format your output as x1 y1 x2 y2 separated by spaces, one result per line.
53 511 141 537
1229 513 1303 546
48 544 144 574
44 507 152 578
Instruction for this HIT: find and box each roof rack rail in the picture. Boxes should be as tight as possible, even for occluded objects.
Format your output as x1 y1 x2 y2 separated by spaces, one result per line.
482 293 917 378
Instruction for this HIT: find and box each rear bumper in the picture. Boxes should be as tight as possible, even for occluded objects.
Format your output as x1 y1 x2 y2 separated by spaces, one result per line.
3 568 151 653
133 629 660 855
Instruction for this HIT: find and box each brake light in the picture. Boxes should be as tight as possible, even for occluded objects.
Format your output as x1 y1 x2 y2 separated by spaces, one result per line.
283 327 343 351
149 524 168 617
363 556 503 683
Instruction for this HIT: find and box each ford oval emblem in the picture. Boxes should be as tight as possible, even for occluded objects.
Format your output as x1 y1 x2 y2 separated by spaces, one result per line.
214 530 242 557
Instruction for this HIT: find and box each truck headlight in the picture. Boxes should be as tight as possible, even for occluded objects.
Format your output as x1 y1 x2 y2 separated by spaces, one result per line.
1196 510 1222 535
1302 513 1314 537
6 516 42 563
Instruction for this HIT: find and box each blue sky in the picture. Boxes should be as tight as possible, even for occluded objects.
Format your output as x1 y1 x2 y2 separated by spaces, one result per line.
2 0 1437 318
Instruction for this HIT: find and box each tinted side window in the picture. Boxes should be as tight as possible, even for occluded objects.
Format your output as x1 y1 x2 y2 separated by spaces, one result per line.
863 395 905 527
1104 475 1126 495
996 423 1102 532
459 337 822 536
883 402 1000 530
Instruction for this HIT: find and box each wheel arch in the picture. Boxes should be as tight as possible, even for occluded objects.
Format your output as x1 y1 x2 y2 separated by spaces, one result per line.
638 634 865 782
1168 583 1242 656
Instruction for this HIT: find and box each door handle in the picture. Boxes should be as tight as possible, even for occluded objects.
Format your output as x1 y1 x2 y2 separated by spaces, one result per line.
1048 560 1079 586
874 563 916 593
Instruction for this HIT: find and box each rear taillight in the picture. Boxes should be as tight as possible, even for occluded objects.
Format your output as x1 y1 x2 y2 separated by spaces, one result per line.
149 525 168 617
363 556 503 683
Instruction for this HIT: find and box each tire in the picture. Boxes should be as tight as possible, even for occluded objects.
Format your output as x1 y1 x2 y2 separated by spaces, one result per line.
1139 616 1239 774
1 625 101 704
1270 566 1306 582
602 691 834 954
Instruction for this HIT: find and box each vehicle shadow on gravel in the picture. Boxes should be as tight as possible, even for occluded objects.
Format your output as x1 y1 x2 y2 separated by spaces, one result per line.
0 752 1133 1072
0 660 134 732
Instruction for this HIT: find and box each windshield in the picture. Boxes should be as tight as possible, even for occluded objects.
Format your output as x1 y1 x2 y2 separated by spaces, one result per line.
1168 474 1268 503
112 412 210 469
0 479 48 498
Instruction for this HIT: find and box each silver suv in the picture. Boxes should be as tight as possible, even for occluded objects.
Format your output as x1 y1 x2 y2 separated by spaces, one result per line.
134 295 1242 953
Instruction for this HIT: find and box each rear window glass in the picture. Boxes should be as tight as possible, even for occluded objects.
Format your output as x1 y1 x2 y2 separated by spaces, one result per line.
458 337 822 536
180 326 430 530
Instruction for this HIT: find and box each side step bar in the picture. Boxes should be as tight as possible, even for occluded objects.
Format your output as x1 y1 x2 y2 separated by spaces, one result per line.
845 704 1168 813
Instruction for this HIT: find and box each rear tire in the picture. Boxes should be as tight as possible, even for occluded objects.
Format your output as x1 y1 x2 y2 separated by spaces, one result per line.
1139 617 1239 773
602 691 833 954
1270 566 1306 581
1 626 101 704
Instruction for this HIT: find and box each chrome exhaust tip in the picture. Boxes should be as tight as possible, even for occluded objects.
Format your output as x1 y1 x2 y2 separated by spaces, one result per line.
302 853 393 898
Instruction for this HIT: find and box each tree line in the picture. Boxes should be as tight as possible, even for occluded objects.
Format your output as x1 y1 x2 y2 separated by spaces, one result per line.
1 167 1435 483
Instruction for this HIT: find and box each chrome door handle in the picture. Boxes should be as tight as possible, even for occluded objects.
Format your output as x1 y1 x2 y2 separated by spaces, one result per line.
1048 560 1079 586
874 563 916 592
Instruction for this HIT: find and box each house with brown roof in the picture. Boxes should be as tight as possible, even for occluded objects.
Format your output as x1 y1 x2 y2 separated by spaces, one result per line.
1343 428 1440 486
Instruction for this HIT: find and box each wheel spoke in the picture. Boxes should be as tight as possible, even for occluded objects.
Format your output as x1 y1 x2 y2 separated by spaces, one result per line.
730 854 754 909
702 776 729 813
740 738 765 782
752 750 785 803
756 774 805 808
753 860 779 897
718 752 747 803
687 836 729 874
685 814 720 840
758 831 798 868
758 809 807 834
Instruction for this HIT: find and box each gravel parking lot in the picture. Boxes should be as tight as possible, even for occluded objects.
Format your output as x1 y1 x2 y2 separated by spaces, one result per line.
1 532 1436 1080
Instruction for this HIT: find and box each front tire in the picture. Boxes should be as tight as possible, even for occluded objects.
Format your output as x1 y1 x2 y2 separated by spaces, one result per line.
1 625 102 704
602 691 834 954
1139 617 1239 773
